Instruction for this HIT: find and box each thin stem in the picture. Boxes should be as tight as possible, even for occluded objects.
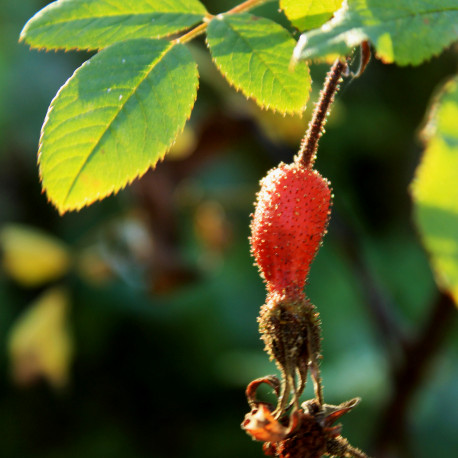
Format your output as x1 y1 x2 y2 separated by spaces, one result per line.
226 0 270 14
174 21 209 45
296 59 348 169
309 361 323 406
173 0 271 45
346 445 370 458
274 370 292 418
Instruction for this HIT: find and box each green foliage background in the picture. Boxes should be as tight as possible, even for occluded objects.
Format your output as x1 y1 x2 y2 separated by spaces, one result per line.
0 1 457 457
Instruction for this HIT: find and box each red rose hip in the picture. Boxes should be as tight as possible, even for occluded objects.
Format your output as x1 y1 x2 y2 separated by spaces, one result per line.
250 162 331 299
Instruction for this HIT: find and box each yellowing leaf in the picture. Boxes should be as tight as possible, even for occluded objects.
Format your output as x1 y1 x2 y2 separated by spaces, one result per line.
1 225 71 287
281 0 343 31
8 287 73 388
39 39 199 213
411 76 458 305
20 0 208 51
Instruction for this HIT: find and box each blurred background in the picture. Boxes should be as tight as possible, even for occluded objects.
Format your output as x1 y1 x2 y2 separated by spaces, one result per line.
0 1 457 457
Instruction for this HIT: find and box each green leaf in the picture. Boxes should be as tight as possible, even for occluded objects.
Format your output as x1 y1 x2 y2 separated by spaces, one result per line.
20 0 207 51
206 14 311 115
293 0 458 66
39 38 198 213
280 0 343 31
411 76 458 306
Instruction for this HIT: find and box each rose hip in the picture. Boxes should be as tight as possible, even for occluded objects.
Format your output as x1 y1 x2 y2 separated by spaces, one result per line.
250 162 331 299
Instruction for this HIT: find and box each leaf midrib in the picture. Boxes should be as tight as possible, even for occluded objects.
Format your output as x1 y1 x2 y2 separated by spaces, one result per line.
28 11 204 29
219 17 299 106
61 42 175 205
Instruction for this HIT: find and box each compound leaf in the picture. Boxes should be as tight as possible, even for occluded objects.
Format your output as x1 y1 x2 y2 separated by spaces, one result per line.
411 76 458 306
280 0 343 31
20 0 207 51
294 0 458 66
206 13 311 115
39 38 198 213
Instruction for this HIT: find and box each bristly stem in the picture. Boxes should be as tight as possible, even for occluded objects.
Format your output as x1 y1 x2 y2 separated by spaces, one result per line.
296 59 348 169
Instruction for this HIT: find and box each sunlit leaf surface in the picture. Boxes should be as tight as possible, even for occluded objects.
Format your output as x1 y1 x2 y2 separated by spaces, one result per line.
207 14 311 114
411 76 458 305
20 0 207 51
280 0 342 31
39 38 199 213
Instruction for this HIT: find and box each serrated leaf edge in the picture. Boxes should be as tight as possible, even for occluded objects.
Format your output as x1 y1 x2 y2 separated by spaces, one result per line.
38 43 199 214
295 2 458 66
280 0 340 32
206 15 311 115
20 4 207 52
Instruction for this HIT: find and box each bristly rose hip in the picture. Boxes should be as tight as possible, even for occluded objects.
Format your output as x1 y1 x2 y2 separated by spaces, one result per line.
250 162 331 299
243 58 368 458
248 160 331 416
246 61 348 418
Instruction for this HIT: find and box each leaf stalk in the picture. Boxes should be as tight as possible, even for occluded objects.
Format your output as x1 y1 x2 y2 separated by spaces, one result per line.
173 0 271 45
296 58 348 169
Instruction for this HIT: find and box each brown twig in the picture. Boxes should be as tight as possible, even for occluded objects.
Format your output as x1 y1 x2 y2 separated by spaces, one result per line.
373 291 456 456
333 216 409 361
296 59 348 169
174 0 269 44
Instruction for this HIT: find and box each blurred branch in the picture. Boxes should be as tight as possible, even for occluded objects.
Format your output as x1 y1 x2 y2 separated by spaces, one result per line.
333 216 409 361
372 291 456 457
334 214 458 457
334 215 457 454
